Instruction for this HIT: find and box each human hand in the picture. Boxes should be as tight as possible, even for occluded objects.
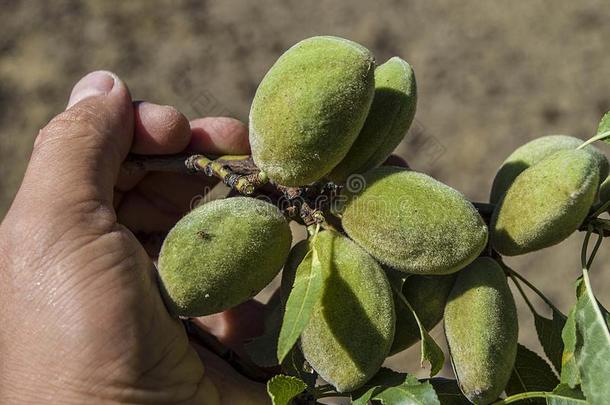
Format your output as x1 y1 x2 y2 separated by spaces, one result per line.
0 71 269 404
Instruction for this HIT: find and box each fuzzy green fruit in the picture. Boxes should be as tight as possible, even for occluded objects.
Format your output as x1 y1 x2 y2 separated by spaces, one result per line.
158 197 292 317
298 230 395 392
444 257 518 404
328 57 417 182
340 166 488 274
491 149 599 256
249 36 375 186
390 273 456 355
490 135 608 204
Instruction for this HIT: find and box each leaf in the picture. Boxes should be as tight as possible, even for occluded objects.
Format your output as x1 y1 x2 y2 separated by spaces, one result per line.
427 378 470 405
534 308 567 374
388 273 445 376
351 368 410 404
597 110 610 145
266 374 307 405
244 295 283 367
276 242 325 363
351 370 440 405
560 303 580 387
505 344 559 403
372 376 440 405
573 269 610 404
545 384 587 405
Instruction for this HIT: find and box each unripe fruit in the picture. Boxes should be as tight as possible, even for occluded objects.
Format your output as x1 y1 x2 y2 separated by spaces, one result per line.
444 257 518 404
328 57 417 182
249 36 375 186
390 273 456 355
158 197 292 317
340 167 488 275
298 230 395 392
490 135 608 204
491 149 599 256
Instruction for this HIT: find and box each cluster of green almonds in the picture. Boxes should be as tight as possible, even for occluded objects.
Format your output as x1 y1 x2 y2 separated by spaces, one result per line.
154 36 608 403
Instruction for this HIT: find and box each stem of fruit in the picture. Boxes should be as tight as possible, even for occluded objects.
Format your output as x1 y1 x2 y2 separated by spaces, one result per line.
491 391 549 404
499 261 564 316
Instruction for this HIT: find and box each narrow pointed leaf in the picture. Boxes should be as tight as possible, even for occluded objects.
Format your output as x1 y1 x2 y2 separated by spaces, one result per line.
505 343 559 403
534 309 566 374
389 273 444 376
276 244 324 362
427 378 470 405
597 111 610 145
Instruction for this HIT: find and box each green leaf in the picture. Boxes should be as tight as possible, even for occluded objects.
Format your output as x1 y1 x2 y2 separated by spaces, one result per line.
244 295 283 367
352 370 440 405
505 344 559 403
266 374 307 405
372 375 440 405
573 268 610 404
351 368 410 404
534 309 566 374
546 384 587 405
388 273 445 376
276 242 325 363
427 378 470 405
560 304 580 387
597 111 610 145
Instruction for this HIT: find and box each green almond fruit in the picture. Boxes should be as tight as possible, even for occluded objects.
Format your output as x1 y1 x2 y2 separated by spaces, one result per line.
390 273 456 355
249 36 376 186
490 135 608 204
328 56 417 182
444 257 518 404
340 166 488 274
298 230 395 392
491 149 599 256
158 197 292 317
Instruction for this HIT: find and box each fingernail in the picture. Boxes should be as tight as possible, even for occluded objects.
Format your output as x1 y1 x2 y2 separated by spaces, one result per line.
67 70 117 109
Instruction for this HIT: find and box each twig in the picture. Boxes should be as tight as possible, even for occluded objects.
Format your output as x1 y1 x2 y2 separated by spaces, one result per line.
123 154 267 195
182 319 276 383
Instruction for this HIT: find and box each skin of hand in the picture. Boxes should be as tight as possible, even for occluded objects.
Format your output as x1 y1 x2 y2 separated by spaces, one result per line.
0 71 270 404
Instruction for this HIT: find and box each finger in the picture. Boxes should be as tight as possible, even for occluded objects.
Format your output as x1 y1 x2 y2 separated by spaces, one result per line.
116 102 191 193
132 101 191 155
192 300 266 351
189 117 250 155
117 172 218 255
383 154 410 169
13 71 133 223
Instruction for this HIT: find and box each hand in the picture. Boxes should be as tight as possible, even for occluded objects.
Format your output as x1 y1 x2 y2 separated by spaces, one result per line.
0 71 269 404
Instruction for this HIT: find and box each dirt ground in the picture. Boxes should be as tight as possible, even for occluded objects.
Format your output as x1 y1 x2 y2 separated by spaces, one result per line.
1 0 609 384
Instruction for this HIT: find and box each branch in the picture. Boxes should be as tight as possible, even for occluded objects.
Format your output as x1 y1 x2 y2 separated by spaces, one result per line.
123 154 267 195
123 153 500 230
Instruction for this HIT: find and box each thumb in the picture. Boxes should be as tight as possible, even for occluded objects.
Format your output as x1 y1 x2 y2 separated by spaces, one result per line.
15 71 134 222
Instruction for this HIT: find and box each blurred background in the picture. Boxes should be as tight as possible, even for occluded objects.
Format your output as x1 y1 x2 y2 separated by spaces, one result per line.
1 0 609 385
